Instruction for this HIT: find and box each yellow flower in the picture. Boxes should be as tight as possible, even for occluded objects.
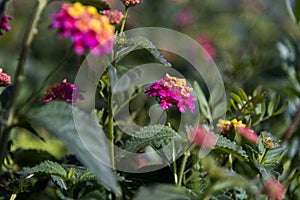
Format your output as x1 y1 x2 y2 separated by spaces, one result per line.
230 119 246 128
67 2 85 18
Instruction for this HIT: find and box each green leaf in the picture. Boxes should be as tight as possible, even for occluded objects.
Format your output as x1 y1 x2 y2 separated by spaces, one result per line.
209 83 224 106
214 135 249 161
77 170 97 182
294 0 300 22
230 99 238 111
212 101 227 120
20 160 67 178
238 88 248 102
230 93 243 107
51 175 67 190
267 100 275 116
28 102 121 196
125 125 178 153
134 184 197 200
12 148 55 167
193 81 208 107
67 0 109 10
272 102 287 116
116 36 172 67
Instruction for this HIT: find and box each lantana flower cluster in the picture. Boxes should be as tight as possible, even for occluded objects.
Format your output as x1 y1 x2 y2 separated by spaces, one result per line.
50 2 115 56
0 15 12 36
42 79 84 103
0 68 11 86
263 178 285 200
103 10 123 25
121 0 140 7
217 119 259 143
145 74 196 113
190 125 217 148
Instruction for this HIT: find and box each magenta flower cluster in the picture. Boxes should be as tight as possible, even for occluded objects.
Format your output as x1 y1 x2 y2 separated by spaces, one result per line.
50 2 115 56
145 74 196 113
42 79 84 103
0 15 12 36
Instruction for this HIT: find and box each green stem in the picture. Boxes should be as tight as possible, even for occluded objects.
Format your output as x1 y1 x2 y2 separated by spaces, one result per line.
119 7 129 34
172 140 178 184
178 150 190 186
107 66 115 169
0 0 47 171
259 148 268 163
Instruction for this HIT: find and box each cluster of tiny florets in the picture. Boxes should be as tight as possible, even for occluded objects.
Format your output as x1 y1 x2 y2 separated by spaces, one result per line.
0 15 12 36
42 79 84 103
121 0 140 7
50 2 115 56
103 10 124 24
145 74 196 113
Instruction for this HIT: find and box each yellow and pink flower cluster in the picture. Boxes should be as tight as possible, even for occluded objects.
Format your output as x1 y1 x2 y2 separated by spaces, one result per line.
146 74 196 113
50 2 115 56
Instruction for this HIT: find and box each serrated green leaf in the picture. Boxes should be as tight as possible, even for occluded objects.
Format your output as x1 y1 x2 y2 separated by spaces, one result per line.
67 0 109 10
20 160 67 178
193 81 208 107
28 102 121 196
125 125 178 153
116 36 172 67
262 146 287 165
214 135 249 161
238 88 248 101
51 175 67 190
78 170 97 182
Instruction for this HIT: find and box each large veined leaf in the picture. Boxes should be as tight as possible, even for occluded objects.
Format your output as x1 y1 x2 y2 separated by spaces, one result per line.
116 36 172 67
28 102 121 196
125 125 178 153
67 0 109 10
20 160 67 178
214 135 249 162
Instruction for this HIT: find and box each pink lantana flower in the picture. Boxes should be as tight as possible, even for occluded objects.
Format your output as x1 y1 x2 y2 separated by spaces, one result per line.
263 178 285 200
0 14 12 36
41 79 84 103
235 126 259 143
0 68 11 86
175 8 195 28
103 10 124 25
145 74 196 113
190 126 217 148
50 2 115 56
196 36 216 61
